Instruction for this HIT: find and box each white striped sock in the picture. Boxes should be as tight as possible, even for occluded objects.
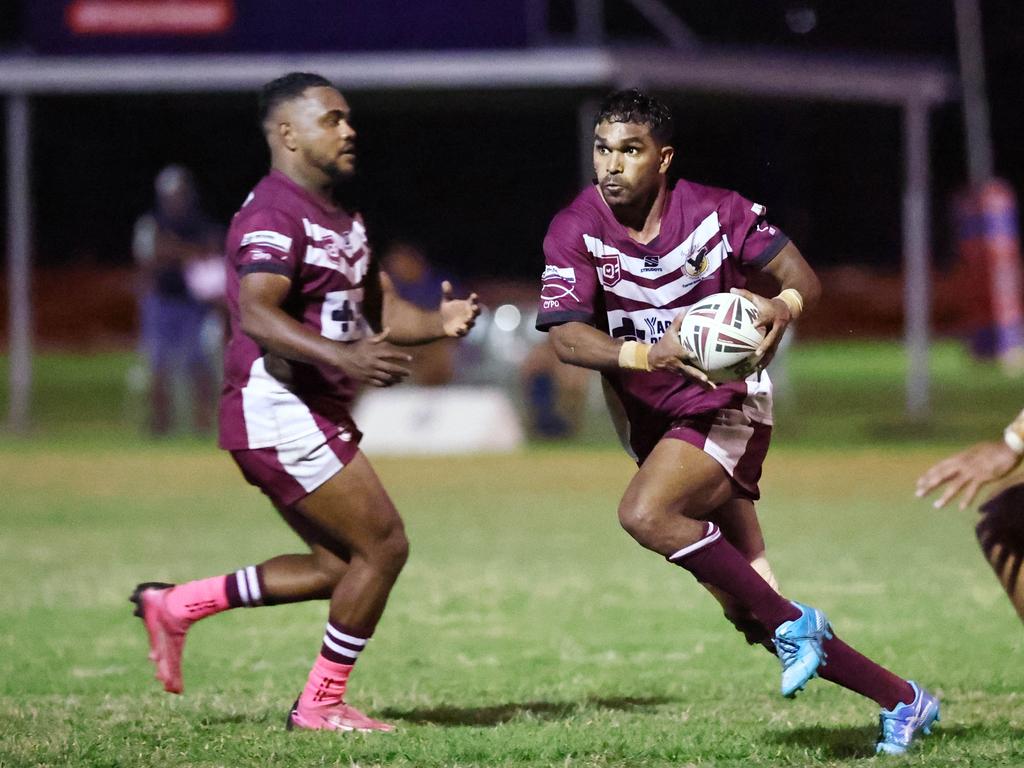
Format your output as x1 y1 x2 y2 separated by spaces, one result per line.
245 565 262 605
667 522 722 562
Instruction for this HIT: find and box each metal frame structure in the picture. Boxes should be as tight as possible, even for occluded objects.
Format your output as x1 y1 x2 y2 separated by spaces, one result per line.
1 46 957 431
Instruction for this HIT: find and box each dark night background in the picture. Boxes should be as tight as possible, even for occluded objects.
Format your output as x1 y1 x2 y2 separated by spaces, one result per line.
0 1 1022 282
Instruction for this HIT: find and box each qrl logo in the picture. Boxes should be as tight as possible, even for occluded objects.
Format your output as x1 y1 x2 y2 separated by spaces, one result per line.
597 254 621 287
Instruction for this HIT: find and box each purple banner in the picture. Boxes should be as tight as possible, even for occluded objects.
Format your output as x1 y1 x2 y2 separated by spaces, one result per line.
25 0 528 54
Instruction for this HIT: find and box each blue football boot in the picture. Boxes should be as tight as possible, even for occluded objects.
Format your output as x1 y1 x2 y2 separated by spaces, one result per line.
875 681 940 755
772 600 832 697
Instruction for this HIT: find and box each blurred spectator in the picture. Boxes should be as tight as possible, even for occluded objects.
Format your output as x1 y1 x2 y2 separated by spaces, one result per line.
379 239 456 386
132 165 225 435
520 337 590 438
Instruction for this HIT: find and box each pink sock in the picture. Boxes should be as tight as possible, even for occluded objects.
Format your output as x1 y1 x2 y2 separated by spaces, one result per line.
164 575 231 623
164 565 268 623
298 654 354 711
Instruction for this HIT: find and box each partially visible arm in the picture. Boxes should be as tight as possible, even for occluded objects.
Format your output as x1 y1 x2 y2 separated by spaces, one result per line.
732 240 821 365
916 408 1024 509
915 442 1020 510
549 317 714 387
548 321 622 371
239 272 411 387
377 271 480 346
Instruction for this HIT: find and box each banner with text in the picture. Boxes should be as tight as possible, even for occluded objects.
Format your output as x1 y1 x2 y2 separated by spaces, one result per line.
26 0 528 53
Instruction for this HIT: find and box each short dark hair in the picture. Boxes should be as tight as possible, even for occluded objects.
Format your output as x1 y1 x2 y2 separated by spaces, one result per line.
595 88 674 145
258 72 335 127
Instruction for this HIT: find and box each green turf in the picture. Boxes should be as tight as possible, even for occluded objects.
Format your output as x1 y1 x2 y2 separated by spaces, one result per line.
2 341 1024 766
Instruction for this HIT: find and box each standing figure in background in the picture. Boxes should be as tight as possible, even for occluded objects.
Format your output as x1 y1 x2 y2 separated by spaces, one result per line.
131 73 479 733
536 89 939 755
133 165 224 435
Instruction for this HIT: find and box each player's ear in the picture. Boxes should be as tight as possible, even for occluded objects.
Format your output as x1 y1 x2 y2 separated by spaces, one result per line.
658 144 674 174
278 121 297 151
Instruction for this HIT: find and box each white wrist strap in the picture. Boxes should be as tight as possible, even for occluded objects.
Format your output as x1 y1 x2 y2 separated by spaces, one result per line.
1005 427 1024 455
1004 409 1024 454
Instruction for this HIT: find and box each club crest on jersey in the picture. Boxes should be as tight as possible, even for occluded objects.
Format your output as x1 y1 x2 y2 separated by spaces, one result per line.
684 245 710 277
597 254 621 287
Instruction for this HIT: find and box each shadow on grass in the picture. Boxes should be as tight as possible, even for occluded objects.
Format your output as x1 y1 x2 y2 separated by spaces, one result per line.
770 724 879 759
771 723 1007 759
381 695 672 726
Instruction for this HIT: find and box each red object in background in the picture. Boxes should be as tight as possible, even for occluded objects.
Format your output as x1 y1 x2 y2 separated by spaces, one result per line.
65 0 235 36
954 179 1024 368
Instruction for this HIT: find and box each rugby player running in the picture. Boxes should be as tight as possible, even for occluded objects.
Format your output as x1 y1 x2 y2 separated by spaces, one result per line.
535 89 937 755
131 72 479 733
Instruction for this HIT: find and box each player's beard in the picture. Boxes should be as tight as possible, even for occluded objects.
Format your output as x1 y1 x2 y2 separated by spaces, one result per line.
305 147 356 186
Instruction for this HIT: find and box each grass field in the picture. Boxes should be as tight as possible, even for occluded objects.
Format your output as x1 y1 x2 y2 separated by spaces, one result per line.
2 341 1024 767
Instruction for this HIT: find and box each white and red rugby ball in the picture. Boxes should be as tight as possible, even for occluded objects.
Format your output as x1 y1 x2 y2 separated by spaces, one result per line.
679 292 765 382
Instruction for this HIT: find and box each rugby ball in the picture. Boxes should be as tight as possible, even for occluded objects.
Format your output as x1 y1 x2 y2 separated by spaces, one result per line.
679 292 765 382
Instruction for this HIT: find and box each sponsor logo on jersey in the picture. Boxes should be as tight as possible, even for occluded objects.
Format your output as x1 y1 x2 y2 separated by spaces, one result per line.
542 265 576 283
597 254 621 287
610 315 646 341
248 249 273 261
756 222 777 236
541 281 579 303
608 309 680 345
641 255 662 273
684 245 710 277
241 230 293 252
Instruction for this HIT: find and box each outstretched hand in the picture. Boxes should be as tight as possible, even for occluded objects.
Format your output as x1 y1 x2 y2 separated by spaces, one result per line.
337 327 413 388
730 287 790 368
439 280 481 338
916 441 1022 510
648 312 716 390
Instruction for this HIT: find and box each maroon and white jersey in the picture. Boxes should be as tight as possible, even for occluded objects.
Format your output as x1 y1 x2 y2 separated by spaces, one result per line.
219 170 372 450
535 180 789 455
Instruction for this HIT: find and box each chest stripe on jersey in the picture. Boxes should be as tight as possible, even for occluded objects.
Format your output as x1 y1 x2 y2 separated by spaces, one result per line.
583 210 721 278
301 217 370 284
590 241 728 305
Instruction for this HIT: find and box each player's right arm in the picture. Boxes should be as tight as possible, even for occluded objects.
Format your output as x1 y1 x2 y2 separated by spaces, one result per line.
548 316 714 387
239 272 411 388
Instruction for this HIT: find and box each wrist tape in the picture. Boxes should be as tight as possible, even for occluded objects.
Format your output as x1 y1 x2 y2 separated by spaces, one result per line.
618 341 652 372
776 288 804 319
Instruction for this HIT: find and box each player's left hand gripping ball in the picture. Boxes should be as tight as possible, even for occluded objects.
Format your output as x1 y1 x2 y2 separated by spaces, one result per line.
440 280 481 337
729 287 791 368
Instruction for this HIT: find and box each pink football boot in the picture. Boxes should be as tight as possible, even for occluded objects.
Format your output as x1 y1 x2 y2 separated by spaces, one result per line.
130 582 189 694
286 698 395 733
285 659 394 733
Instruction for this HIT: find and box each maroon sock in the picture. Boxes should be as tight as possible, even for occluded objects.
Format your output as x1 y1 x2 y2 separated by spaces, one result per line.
818 634 915 710
668 523 799 631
